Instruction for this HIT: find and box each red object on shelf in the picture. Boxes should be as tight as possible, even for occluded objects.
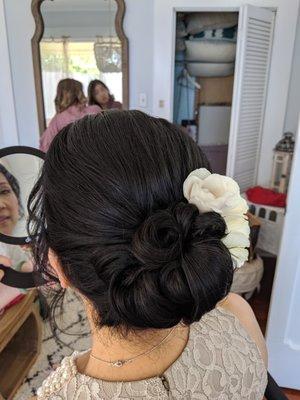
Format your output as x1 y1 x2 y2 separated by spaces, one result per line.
0 294 26 315
246 186 287 208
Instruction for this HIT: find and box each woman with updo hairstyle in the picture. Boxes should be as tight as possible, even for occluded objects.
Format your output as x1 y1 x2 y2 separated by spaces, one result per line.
40 78 101 152
30 110 267 399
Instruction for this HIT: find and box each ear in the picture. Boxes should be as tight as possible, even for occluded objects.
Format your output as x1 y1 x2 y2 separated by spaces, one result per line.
48 249 69 289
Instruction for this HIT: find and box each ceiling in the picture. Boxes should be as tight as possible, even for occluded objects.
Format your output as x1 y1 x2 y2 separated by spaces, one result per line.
42 0 117 13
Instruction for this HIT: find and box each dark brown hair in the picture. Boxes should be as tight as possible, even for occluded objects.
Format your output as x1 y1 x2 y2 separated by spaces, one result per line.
88 79 115 108
55 78 86 113
0 164 23 216
29 110 233 331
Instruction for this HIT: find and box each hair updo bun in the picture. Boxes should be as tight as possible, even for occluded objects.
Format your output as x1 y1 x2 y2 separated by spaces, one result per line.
109 202 233 329
29 110 234 332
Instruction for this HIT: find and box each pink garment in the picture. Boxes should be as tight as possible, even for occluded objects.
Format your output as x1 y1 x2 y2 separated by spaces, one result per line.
0 283 25 315
40 104 101 152
106 100 122 110
0 278 22 313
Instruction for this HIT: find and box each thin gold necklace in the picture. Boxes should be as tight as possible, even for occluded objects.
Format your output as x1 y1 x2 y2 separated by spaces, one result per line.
90 326 177 367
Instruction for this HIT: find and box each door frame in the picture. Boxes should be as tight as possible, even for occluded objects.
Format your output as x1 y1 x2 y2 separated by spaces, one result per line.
153 4 239 123
152 0 300 187
226 5 275 190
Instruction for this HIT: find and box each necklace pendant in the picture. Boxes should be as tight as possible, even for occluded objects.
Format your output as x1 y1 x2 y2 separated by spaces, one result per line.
113 360 125 367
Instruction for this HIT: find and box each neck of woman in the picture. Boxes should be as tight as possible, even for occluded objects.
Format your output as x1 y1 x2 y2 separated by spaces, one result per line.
90 319 178 366
75 306 189 382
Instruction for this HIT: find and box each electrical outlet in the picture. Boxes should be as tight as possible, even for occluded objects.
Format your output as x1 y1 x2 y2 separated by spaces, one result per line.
139 93 147 108
159 100 165 108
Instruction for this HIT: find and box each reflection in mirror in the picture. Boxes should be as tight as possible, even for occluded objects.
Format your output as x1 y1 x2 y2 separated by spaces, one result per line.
39 0 123 126
0 154 43 238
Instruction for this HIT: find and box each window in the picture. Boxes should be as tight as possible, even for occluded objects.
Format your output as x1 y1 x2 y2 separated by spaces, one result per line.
249 204 256 215
259 208 266 218
40 40 122 124
269 211 277 222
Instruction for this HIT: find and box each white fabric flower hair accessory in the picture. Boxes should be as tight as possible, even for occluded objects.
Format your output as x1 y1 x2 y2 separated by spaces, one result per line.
183 168 250 268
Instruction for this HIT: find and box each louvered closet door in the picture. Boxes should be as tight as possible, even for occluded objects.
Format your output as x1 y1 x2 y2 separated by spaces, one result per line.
226 5 275 192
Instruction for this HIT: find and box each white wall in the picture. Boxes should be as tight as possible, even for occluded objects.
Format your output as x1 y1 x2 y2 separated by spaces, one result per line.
198 106 231 146
266 116 300 389
284 9 300 136
124 0 153 114
3 0 39 147
0 0 18 148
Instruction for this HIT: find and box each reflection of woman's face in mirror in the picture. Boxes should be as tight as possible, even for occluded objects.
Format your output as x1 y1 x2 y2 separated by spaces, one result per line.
0 172 19 236
94 84 110 107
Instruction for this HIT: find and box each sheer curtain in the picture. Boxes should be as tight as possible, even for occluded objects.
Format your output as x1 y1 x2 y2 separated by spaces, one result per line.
40 38 122 125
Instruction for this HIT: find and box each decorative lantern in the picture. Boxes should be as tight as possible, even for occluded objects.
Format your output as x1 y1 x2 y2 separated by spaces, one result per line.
270 132 295 193
93 0 122 74
94 38 122 73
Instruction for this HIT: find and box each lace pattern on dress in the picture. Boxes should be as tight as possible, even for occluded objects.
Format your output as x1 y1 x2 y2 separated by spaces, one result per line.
37 307 267 400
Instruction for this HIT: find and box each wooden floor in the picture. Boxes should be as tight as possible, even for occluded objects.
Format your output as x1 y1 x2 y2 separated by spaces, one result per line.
249 256 300 400
249 255 276 336
283 390 300 400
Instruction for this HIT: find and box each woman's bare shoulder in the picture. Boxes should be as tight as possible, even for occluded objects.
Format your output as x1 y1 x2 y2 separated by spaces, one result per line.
218 293 268 367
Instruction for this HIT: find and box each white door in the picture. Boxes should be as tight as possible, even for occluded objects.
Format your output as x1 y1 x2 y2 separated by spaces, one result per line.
227 5 275 192
266 116 300 389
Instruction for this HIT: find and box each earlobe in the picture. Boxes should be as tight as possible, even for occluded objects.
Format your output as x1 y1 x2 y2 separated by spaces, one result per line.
60 279 69 289
48 249 69 289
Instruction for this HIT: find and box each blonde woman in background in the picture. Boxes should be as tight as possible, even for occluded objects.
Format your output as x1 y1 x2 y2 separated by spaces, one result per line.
40 78 101 152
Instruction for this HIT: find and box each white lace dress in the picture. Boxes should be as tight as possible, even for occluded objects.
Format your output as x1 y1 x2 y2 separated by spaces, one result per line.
36 307 267 399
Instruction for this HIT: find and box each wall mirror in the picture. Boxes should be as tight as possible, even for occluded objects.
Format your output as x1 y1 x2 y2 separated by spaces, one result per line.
31 0 129 133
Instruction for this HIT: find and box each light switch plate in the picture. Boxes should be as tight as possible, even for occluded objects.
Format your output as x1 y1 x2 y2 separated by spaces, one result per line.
139 93 147 108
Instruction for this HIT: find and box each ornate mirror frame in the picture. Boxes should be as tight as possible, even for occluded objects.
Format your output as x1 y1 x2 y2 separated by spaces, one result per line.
31 0 129 134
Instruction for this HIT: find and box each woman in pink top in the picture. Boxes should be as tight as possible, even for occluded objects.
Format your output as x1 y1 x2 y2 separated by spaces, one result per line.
40 78 101 152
